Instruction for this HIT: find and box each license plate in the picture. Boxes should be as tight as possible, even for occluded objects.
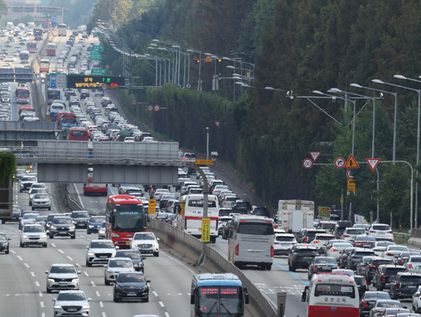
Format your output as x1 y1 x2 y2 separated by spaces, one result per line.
127 292 137 296
100 256 107 259
68 308 77 312
59 282 67 286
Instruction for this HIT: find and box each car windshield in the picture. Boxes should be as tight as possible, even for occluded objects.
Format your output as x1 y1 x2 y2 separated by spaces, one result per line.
51 266 76 274
53 218 72 224
116 273 144 283
57 292 86 301
116 251 141 259
90 241 114 249
72 212 89 218
134 233 155 240
23 226 44 232
314 257 336 264
109 260 132 268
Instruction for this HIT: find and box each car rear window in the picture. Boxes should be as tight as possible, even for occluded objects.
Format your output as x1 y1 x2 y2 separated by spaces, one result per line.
275 235 295 242
384 268 406 275
400 276 421 284
372 224 390 231
295 249 318 256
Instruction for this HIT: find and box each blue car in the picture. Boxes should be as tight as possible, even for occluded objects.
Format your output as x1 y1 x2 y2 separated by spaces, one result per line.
87 216 106 234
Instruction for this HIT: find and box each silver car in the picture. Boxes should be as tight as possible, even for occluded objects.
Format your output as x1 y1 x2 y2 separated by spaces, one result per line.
46 264 80 293
104 257 135 285
85 239 116 267
53 290 90 317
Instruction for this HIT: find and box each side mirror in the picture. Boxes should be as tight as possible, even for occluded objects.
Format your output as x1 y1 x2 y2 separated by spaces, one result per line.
146 279 151 283
77 271 81 275
45 271 49 274
156 237 160 241
244 288 249 304
301 286 309 302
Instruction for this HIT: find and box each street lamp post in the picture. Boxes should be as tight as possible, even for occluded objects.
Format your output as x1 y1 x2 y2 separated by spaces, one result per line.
206 127 210 160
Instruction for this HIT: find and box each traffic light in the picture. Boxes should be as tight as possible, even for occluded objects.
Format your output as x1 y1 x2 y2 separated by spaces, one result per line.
205 56 212 63
217 57 222 63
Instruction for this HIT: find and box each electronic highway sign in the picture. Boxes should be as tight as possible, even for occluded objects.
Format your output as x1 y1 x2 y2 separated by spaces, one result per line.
66 75 125 89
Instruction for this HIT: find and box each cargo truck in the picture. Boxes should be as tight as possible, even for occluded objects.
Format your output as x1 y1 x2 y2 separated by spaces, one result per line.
277 199 314 233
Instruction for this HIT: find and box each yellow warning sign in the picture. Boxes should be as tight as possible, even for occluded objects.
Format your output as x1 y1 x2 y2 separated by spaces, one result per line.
195 159 214 166
347 179 356 193
148 199 157 215
344 154 360 169
201 217 210 243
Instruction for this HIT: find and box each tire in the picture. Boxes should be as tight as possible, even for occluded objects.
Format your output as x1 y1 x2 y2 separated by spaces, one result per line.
47 288 52 294
289 265 296 272
144 294 149 303
5 248 9 254
153 252 159 257
43 243 47 248
49 234 54 239
1 219 5 224
87 230 91 235
210 236 216 243
71 235 76 240
20 242 24 248
266 264 272 271
29 201 32 206
48 207 51 211
31 207 34 211
105 278 110 286
86 261 92 267
113 296 119 303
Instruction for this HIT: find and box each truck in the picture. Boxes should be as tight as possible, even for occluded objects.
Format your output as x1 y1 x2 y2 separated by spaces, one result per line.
0 152 15 224
277 199 314 233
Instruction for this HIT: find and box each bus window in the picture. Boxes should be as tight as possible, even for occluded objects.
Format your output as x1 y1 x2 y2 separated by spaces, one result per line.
58 24 67 36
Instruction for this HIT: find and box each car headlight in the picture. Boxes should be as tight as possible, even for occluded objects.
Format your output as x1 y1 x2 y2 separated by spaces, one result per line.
40 234 46 238
48 278 55 282
88 251 94 256
69 225 75 230
50 225 56 230
88 225 94 228
54 306 61 309
22 234 28 239
72 278 79 283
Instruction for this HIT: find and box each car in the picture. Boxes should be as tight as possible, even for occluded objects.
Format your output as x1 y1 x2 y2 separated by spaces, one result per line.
396 313 421 317
356 256 393 284
381 308 410 316
374 240 396 256
288 244 319 272
0 232 10 254
300 228 327 243
274 233 297 256
406 255 421 271
19 175 37 192
354 274 368 297
45 213 61 232
114 249 145 272
70 210 90 229
48 216 76 239
113 272 150 302
85 239 116 267
353 234 377 248
390 272 421 299
131 232 159 257
87 216 106 234
35 215 48 226
45 264 80 293
20 223 47 247
369 299 402 317
412 285 421 313
53 290 90 317
325 241 353 260
310 233 335 252
368 223 394 241
104 257 135 285
98 222 107 239
373 264 407 291
19 212 38 229
360 291 391 317
342 227 367 242
28 187 47 205
31 193 51 210
384 245 409 260
346 248 375 270
307 256 337 279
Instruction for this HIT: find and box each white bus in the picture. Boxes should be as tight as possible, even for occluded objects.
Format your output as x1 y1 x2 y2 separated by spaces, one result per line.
228 215 274 270
302 273 359 317
57 23 67 36
177 194 219 243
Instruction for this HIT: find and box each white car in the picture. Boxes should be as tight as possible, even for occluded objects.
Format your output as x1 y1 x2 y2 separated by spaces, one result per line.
46 264 80 293
273 233 297 256
104 257 135 285
85 239 116 267
325 242 353 260
98 222 106 239
19 212 39 229
53 290 90 317
131 232 159 257
412 286 421 313
310 233 335 251
20 223 47 247
406 255 421 271
368 223 394 241
31 193 51 210
384 245 409 259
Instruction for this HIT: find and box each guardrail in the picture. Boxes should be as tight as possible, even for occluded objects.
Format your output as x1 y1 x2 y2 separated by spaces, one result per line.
149 218 278 317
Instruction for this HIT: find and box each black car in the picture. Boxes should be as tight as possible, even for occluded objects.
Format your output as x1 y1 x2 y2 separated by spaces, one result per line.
346 248 375 270
390 272 421 299
45 213 62 232
87 216 106 234
115 250 145 272
334 220 353 239
0 232 10 254
354 275 368 297
49 217 76 239
288 244 319 272
70 210 90 229
373 264 407 291
359 291 391 317
356 256 393 284
113 272 150 302
308 256 337 279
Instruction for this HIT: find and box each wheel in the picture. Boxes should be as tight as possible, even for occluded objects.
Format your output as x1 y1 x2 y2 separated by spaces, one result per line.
48 207 51 211
49 234 54 239
5 248 9 254
71 235 76 240
144 294 149 302
113 296 119 302
86 261 92 267
153 252 159 257
47 288 52 294
29 201 32 206
105 278 110 286
210 236 216 243
20 242 24 247
43 243 47 248
1 219 5 224
87 230 91 235
31 207 34 211
289 265 296 272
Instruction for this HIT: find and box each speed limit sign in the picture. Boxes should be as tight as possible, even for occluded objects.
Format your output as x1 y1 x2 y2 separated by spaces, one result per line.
303 158 313 169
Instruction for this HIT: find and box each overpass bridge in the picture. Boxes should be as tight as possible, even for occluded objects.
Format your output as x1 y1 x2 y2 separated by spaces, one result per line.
0 121 57 146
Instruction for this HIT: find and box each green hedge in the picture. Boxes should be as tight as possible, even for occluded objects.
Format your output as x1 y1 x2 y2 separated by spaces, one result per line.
0 152 16 187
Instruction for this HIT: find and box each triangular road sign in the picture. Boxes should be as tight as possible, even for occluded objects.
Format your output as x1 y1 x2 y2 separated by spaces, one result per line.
344 154 360 169
365 158 381 172
310 151 320 161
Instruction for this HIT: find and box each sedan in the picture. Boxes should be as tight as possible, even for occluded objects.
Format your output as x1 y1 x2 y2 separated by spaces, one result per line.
114 249 145 272
20 224 47 247
370 299 402 317
0 232 10 254
46 264 80 293
53 290 90 317
360 291 391 317
308 256 337 279
31 193 51 210
104 257 135 285
113 272 150 302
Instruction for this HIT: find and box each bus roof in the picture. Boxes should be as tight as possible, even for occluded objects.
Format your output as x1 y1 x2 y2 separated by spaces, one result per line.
311 273 356 285
193 273 242 287
234 214 273 223
185 194 217 200
107 194 141 205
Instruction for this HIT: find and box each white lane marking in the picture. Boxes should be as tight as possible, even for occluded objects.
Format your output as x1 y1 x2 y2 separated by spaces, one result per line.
5 294 9 297
99 301 104 308
66 256 73 261
40 301 44 308
178 293 182 296
41 313 45 317
101 312 107 317
165 313 170 317
57 249 64 254
39 291 43 297
96 290 100 297
159 301 165 307
11 250 16 254
30 271 36 277
51 243 56 248
17 255 23 261
83 271 89 277
73 183 85 209
75 263 81 268
90 281 96 287
24 263 30 268
35 281 40 287
152 291 158 297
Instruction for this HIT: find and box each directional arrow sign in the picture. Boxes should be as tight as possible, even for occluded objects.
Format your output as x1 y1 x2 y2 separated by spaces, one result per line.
365 158 381 172
333 157 345 168
310 151 320 161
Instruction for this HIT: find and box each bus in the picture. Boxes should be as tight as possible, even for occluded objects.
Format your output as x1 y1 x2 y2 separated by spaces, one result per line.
26 42 37 53
190 273 249 317
47 88 61 105
302 273 359 317
57 112 77 130
46 43 57 57
39 59 50 73
228 215 274 270
19 51 30 63
177 194 219 243
68 127 90 141
33 28 42 41
15 86 31 104
105 194 147 248
58 23 67 36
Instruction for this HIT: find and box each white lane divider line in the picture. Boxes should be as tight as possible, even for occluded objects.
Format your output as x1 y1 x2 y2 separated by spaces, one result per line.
83 271 89 277
41 312 45 317
66 255 73 261
39 291 43 297
165 312 170 317
75 263 81 268
96 290 100 297
24 263 30 268
101 312 107 317
30 271 36 277
11 250 15 254
99 301 104 308
159 301 165 307
57 249 64 254
51 243 56 248
152 291 158 297
17 255 23 261
35 281 40 287
178 293 182 296
90 281 96 287
40 301 44 308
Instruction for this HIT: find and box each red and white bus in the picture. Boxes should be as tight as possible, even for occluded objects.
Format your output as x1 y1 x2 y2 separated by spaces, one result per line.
46 43 56 57
15 86 31 104
39 59 50 73
105 194 147 248
68 127 90 141
302 273 359 317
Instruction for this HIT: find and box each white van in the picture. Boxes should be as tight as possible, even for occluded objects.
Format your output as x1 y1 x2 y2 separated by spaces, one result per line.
228 215 274 270
49 102 65 115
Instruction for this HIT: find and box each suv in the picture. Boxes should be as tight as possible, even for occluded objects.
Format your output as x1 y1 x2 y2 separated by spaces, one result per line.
308 256 337 279
300 229 327 243
131 232 159 257
87 216 106 234
48 217 76 239
373 264 407 291
70 210 90 229
104 257 135 285
334 220 353 239
390 272 421 299
356 256 393 284
46 264 80 293
359 291 391 317
20 223 47 247
288 244 319 272
368 223 393 241
85 240 116 267
53 290 90 317
45 213 62 232
346 248 375 270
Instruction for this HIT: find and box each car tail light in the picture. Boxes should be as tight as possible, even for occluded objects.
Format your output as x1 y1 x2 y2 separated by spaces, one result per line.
235 244 239 256
386 252 393 256
380 274 386 282
343 234 349 237
270 245 274 257
313 240 320 244
331 247 337 252
360 300 368 309
408 263 414 269
395 282 400 288
369 264 376 269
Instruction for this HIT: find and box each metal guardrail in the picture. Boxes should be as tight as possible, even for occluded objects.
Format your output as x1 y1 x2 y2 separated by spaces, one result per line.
149 218 278 317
